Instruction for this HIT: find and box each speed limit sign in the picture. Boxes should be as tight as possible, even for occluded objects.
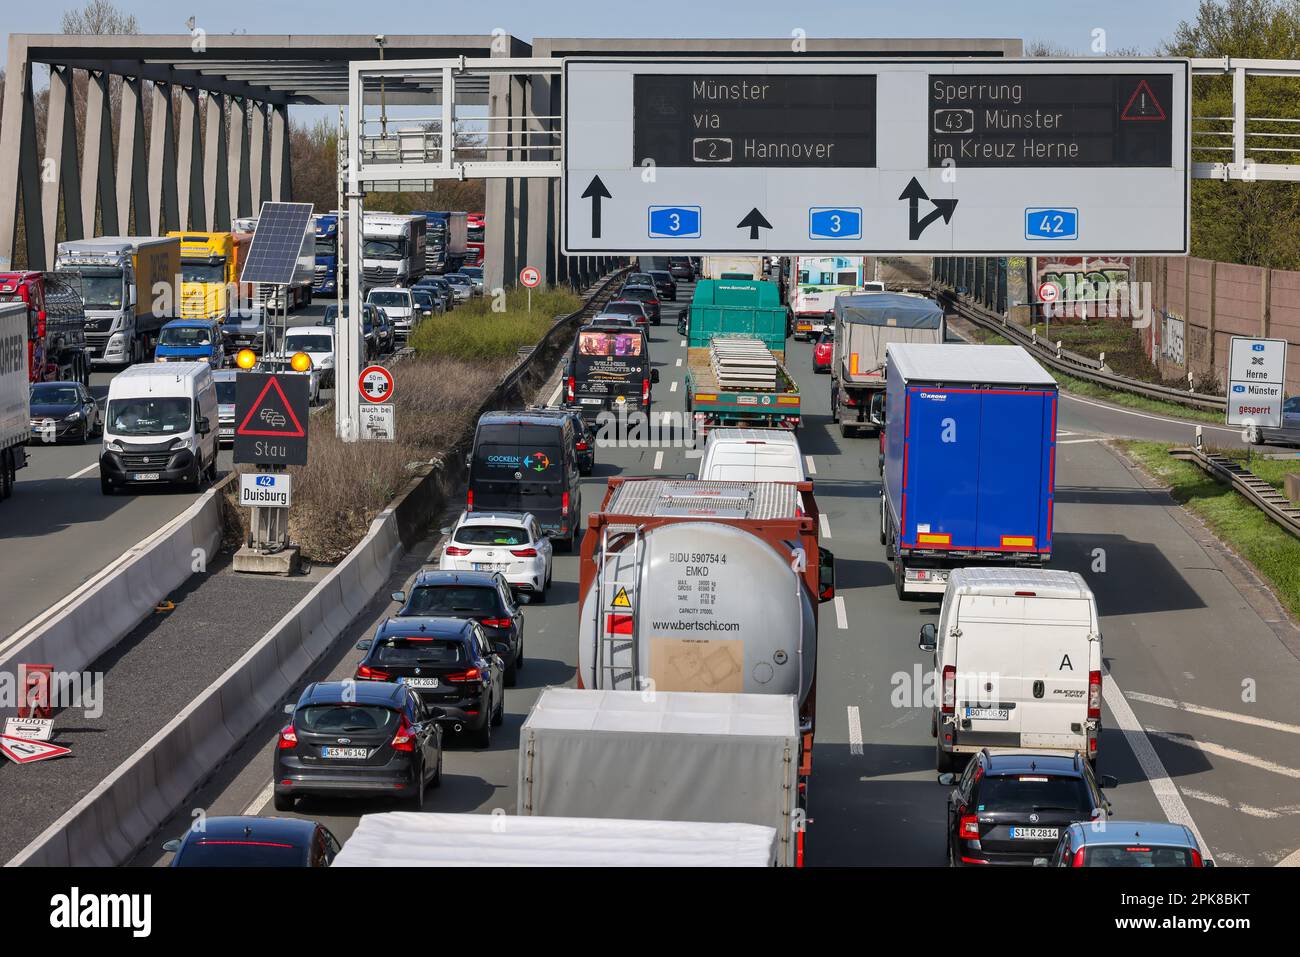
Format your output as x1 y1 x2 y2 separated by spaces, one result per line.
519 266 541 288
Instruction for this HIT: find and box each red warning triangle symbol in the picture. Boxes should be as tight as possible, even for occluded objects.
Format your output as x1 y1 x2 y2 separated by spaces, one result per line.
236 375 307 438
0 733 71 764
1121 79 1166 121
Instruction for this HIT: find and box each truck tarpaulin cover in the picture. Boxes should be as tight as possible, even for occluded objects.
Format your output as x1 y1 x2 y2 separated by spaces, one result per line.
835 293 945 382
834 293 943 329
332 812 777 867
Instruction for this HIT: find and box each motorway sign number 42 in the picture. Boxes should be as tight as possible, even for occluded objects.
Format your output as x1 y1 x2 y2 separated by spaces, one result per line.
1227 337 1288 429
239 472 292 508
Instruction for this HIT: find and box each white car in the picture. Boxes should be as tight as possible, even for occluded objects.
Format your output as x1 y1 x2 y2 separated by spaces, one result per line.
284 326 336 388
438 511 553 601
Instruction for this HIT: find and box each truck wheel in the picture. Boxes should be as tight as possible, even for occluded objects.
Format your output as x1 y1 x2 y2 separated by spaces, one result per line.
273 792 294 812
0 449 12 500
879 499 887 546
894 554 907 600
840 421 854 439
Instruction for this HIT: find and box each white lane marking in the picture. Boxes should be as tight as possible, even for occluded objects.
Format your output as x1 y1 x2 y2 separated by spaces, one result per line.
847 705 863 756
834 596 848 630
804 455 817 475
819 513 831 539
1057 438 1100 445
661 411 673 425
1102 673 1212 858
670 380 678 393
1278 847 1300 867
66 462 99 479
1060 392 1241 435
675 357 682 367
1147 728 1300 779
1057 430 1078 437
1179 787 1300 820
679 339 686 348
243 779 275 816
1126 690 1300 737
547 377 564 408
653 450 663 470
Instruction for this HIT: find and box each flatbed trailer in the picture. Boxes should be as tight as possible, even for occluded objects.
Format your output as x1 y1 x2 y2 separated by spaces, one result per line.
685 345 801 434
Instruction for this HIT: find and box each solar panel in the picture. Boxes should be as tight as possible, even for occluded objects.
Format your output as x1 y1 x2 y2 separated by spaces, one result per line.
240 201 315 285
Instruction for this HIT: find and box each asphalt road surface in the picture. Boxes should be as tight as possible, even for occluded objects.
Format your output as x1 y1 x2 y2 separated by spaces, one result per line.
136 286 1300 866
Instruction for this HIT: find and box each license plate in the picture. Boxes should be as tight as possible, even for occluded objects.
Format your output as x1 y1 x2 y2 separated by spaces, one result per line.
133 473 160 482
404 677 440 689
1010 827 1059 840
579 397 603 405
321 746 368 759
965 707 1009 720
473 563 507 571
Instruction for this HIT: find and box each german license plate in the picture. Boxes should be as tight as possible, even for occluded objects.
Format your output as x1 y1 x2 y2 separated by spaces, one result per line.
321 746 367 759
579 398 602 405
965 707 1009 720
1011 827 1058 840
404 677 440 689
473 563 507 572
133 473 160 482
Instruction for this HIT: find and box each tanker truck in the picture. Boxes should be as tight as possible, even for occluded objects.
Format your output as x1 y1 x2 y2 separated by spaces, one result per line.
577 477 835 861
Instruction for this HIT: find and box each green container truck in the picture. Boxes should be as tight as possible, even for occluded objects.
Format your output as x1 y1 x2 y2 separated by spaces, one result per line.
681 279 799 436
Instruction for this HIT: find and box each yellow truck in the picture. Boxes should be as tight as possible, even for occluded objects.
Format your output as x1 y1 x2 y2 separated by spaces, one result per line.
167 231 252 322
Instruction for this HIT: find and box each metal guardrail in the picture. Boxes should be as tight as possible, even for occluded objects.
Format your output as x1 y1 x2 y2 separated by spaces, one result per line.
933 286 1229 413
1169 446 1300 540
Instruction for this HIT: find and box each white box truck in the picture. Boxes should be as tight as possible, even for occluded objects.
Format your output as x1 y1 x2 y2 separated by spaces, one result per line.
517 688 803 865
362 213 427 289
332 812 777 867
0 301 31 500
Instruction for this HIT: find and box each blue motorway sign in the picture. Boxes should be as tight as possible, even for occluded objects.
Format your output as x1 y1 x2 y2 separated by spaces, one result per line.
809 207 863 240
648 206 701 239
1025 207 1079 241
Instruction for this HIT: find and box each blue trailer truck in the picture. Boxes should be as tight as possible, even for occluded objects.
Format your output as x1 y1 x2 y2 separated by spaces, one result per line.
313 213 344 294
880 343 1057 600
414 211 468 274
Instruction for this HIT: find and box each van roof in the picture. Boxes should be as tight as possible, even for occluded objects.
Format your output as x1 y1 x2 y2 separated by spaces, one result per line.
947 567 1093 601
705 428 801 448
887 343 1057 387
478 411 570 430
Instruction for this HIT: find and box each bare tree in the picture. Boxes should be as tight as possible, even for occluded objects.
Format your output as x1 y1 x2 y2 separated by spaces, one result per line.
60 0 140 35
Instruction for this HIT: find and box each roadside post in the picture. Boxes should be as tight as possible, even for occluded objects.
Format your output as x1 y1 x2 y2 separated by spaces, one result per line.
359 364 396 442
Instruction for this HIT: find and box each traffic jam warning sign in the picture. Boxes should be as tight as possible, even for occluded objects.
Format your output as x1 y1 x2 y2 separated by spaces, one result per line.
0 733 71 765
359 365 395 404
233 372 310 467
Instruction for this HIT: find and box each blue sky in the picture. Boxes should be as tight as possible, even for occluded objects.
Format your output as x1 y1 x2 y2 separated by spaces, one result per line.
6 0 1199 55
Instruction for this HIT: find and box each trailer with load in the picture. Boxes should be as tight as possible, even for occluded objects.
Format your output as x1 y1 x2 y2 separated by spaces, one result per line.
683 278 799 435
414 211 467 274
575 477 835 864
311 213 346 294
831 292 945 438
168 230 253 321
701 256 764 280
881 343 1058 599
0 270 91 385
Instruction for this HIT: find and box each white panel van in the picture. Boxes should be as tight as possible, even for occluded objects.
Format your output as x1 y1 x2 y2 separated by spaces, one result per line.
698 429 806 483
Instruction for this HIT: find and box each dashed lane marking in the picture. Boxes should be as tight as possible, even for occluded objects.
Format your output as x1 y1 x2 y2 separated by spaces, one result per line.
805 455 816 475
1126 691 1300 737
834 596 848 630
847 705 863 756
819 513 831 539
653 450 663 470
1147 728 1300 780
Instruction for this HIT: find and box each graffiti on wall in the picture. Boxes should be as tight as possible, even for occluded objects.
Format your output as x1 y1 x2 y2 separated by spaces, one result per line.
1033 256 1137 319
1162 312 1185 365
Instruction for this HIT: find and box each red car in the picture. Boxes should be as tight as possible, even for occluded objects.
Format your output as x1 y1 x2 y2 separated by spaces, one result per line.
813 329 834 373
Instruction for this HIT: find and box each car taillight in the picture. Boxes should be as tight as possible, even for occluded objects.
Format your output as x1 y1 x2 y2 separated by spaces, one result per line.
446 667 483 682
1191 849 1204 867
466 489 474 511
278 724 298 749
1071 847 1087 867
941 665 956 714
1088 669 1102 719
510 548 537 557
444 545 471 556
959 815 979 839
642 379 650 403
575 439 588 451
391 717 416 752
561 491 569 516
356 664 389 681
479 618 511 629
845 395 858 407
567 375 575 401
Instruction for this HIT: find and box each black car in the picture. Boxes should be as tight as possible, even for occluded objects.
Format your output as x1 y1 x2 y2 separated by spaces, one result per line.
391 569 525 686
618 284 661 324
647 270 678 301
940 750 1117 867
415 276 455 312
164 816 341 867
356 615 506 747
668 257 695 281
526 405 596 475
273 680 443 812
29 381 101 443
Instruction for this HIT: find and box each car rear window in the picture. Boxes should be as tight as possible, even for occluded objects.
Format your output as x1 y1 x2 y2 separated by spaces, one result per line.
604 302 644 316
974 775 1094 815
297 704 397 733
455 525 530 546
175 840 306 867
371 637 465 666
405 585 502 617
622 287 654 300
1082 845 1196 867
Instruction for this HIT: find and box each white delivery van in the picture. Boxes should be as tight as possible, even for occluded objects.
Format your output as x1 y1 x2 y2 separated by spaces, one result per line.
99 361 219 495
918 568 1102 773
697 429 806 483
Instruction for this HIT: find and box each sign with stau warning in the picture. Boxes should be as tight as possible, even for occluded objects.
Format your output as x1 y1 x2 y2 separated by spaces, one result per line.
233 371 310 466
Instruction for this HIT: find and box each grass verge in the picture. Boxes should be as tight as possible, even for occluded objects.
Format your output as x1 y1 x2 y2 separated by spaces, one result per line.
409 285 582 361
1118 440 1300 621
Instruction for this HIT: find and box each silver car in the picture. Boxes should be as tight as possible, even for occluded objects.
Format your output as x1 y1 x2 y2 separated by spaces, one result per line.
214 369 237 445
1248 395 1300 447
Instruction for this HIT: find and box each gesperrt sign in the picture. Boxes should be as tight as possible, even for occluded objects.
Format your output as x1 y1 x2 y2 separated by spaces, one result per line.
1227 336 1288 429
563 57 1189 255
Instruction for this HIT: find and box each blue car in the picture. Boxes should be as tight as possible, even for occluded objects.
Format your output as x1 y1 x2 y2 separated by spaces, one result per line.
155 318 224 369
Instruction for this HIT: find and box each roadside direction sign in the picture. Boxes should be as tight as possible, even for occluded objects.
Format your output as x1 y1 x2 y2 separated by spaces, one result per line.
1227 337 1288 428
0 733 70 765
359 365 395 404
239 472 293 508
233 372 310 467
360 403 396 441
563 58 1189 255
519 266 541 287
